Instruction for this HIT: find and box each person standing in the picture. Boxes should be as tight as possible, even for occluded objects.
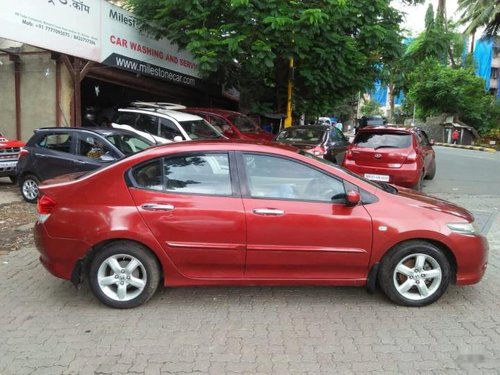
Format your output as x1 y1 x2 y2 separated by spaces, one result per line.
452 129 460 144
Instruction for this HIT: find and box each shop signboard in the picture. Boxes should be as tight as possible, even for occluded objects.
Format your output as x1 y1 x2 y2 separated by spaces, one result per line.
0 0 101 61
100 2 202 88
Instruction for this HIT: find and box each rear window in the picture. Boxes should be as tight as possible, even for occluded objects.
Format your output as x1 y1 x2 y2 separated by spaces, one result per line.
276 128 325 143
178 120 224 139
354 132 412 149
227 114 259 132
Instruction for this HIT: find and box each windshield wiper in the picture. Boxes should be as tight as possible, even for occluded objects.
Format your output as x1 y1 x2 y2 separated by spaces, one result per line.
374 145 399 150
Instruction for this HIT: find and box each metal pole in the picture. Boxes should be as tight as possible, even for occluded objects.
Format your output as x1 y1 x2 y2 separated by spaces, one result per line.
284 57 293 128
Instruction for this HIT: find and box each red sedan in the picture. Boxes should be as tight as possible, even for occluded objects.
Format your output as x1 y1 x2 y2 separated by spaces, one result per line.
34 140 488 308
182 108 274 141
343 127 436 190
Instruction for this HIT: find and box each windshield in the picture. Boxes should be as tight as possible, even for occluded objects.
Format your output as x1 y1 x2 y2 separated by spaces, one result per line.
354 132 411 149
105 134 153 155
276 128 325 144
227 114 259 132
178 119 224 139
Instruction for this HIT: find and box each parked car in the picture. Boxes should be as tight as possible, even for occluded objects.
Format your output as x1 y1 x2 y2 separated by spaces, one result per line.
182 108 274 141
0 131 25 183
343 126 436 190
111 102 225 143
34 140 487 308
16 127 152 203
275 125 349 164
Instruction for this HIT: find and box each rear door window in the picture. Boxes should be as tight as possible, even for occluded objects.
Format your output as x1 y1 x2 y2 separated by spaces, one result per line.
113 112 138 126
136 114 159 135
36 133 73 154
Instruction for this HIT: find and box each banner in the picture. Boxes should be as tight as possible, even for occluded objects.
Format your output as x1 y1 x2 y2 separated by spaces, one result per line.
101 2 201 80
0 0 101 61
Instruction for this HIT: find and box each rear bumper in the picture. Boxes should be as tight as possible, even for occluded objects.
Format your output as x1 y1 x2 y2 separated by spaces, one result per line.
34 222 91 280
343 162 420 187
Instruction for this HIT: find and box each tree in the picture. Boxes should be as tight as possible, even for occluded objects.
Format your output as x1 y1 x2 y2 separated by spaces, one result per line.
125 0 408 116
458 0 500 39
407 59 500 132
360 100 383 117
405 4 464 68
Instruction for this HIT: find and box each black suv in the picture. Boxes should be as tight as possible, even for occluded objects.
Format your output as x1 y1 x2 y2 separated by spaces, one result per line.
16 127 152 202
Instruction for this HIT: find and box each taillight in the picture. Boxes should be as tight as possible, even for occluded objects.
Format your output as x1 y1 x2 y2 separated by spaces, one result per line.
37 194 56 223
405 150 418 162
18 148 29 159
312 146 325 156
345 148 353 160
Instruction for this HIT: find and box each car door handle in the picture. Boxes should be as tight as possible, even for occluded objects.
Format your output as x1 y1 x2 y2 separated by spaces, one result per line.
252 208 285 216
73 159 86 164
141 203 175 211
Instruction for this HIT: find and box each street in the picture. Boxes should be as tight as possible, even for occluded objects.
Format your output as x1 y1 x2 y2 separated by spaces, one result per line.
0 146 499 374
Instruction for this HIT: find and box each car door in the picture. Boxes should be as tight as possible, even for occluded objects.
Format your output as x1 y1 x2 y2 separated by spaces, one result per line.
416 130 435 172
32 131 78 180
325 127 349 164
239 153 373 279
72 133 119 171
128 152 246 278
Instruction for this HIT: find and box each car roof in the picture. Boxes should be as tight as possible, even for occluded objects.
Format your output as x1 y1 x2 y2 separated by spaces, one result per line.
184 108 243 117
34 127 141 137
135 139 298 158
357 126 414 134
280 125 331 131
118 107 202 122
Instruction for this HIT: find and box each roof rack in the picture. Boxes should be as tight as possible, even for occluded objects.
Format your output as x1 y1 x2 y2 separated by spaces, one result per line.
129 101 187 111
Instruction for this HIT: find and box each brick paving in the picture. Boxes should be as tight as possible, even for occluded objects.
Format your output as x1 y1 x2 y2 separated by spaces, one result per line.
0 193 499 374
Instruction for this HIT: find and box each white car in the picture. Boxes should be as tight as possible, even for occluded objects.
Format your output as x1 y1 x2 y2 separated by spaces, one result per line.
111 102 225 144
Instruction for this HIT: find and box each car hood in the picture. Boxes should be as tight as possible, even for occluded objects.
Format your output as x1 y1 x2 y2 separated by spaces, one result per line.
0 138 25 148
396 187 474 221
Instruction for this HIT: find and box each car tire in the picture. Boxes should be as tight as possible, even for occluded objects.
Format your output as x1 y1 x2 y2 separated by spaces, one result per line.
89 241 161 309
378 241 451 307
20 174 40 203
9 176 17 184
413 172 424 191
425 160 436 180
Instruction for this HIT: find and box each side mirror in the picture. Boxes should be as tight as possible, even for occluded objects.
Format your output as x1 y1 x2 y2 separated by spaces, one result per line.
224 128 235 137
173 135 184 142
345 190 360 207
430 139 435 145
99 153 116 162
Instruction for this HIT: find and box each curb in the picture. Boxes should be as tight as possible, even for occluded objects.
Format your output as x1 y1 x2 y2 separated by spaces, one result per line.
435 143 497 152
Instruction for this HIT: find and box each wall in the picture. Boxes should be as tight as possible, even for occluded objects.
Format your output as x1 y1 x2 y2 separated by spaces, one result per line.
0 53 16 139
0 41 72 141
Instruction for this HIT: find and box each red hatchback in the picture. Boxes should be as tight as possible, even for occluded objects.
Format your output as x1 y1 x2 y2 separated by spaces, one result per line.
343 127 436 190
34 140 487 308
183 108 274 141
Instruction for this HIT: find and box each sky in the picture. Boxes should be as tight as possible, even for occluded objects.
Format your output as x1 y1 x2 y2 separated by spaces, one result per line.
392 0 460 35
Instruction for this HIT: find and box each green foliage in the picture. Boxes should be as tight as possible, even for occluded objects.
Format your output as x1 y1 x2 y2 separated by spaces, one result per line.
458 0 500 37
407 59 500 132
125 0 405 114
361 100 383 116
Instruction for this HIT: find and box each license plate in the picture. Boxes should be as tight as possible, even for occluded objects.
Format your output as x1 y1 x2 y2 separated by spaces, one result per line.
0 161 17 168
364 173 390 182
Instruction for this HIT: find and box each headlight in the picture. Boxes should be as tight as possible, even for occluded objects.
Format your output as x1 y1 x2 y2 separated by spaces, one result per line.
447 222 479 235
